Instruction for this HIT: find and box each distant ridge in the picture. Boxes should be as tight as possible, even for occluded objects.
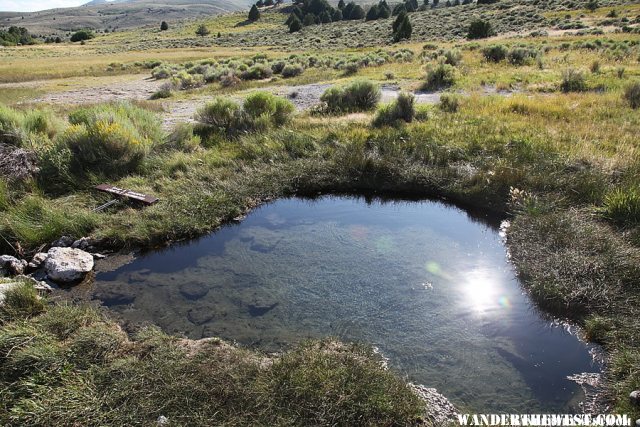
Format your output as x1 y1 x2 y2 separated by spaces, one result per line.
0 0 255 35
83 0 132 5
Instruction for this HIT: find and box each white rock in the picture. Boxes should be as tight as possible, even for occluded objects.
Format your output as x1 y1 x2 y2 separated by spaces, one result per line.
45 247 94 283
630 390 640 405
28 252 49 269
157 415 169 425
0 255 27 275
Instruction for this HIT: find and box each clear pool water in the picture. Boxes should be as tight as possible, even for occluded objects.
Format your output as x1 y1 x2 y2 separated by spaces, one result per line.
92 196 601 413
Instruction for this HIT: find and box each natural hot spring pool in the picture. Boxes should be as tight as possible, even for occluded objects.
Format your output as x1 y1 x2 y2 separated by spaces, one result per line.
91 196 601 413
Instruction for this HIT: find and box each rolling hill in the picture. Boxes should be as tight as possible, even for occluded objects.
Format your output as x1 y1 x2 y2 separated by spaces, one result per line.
0 0 256 36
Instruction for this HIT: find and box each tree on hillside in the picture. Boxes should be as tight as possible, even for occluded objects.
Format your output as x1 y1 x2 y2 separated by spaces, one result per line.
70 30 95 42
308 0 332 16
319 10 332 23
289 15 303 32
392 11 406 32
303 13 316 25
332 9 343 21
160 21 169 31
342 1 355 18
586 0 598 12
338 0 346 9
378 1 391 18
248 4 261 21
0 26 35 46
392 3 406 15
393 14 411 41
366 5 379 21
349 4 365 19
467 18 494 39
195 24 210 37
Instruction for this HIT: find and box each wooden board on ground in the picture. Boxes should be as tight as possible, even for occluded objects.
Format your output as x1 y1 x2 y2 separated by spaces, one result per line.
95 184 159 205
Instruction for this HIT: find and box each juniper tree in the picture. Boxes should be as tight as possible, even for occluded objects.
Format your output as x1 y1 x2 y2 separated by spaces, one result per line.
467 18 494 39
195 24 210 36
393 14 411 41
366 5 379 21
248 4 260 21
289 15 303 32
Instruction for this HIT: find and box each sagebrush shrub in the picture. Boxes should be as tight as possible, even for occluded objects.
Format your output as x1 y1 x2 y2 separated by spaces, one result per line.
196 93 294 135
0 104 63 148
320 80 381 113
196 97 243 130
372 92 415 127
560 68 586 92
62 103 162 178
623 81 640 109
507 47 538 66
438 93 459 112
482 45 507 62
0 104 24 145
423 63 456 91
242 64 273 80
282 64 304 78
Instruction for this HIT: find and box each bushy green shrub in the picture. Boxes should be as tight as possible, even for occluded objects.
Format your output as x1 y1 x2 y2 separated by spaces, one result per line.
320 80 381 113
171 71 204 90
0 104 63 148
196 97 243 130
243 92 295 126
61 103 162 178
372 92 415 127
196 93 295 135
507 47 538 65
167 123 201 152
482 45 508 62
467 19 494 39
623 81 640 109
438 93 459 112
70 30 95 43
560 68 586 92
241 64 273 80
422 63 456 91
0 104 24 145
281 64 304 78
151 64 173 79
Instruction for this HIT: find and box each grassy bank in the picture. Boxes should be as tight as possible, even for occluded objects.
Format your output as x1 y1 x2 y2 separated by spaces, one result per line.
0 281 423 426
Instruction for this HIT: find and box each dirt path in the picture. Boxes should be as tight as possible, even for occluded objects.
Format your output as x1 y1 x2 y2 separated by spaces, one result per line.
31 75 163 105
11 76 513 130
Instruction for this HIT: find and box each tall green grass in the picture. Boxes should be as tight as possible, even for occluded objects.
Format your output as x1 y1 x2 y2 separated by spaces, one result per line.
0 195 97 252
602 187 640 226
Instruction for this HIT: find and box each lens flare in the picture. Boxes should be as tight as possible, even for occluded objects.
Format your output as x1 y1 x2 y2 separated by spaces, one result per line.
460 268 511 315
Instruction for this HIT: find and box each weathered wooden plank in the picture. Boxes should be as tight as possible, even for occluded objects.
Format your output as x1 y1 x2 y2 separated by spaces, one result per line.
95 184 158 205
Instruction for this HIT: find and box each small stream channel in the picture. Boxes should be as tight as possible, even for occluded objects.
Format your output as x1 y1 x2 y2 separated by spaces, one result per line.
90 196 601 413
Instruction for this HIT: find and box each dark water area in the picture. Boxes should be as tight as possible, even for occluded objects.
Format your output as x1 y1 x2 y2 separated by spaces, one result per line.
92 196 601 413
